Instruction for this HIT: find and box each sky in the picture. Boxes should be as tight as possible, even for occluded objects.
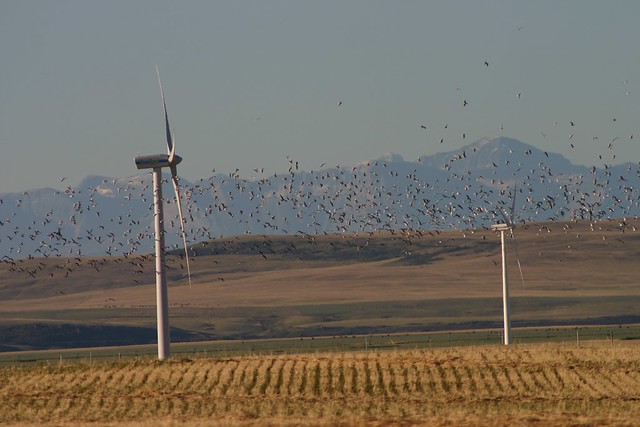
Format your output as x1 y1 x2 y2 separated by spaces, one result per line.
1 1 639 194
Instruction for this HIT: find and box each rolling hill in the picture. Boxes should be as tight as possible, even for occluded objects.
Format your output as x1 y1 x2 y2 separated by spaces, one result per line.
0 218 638 351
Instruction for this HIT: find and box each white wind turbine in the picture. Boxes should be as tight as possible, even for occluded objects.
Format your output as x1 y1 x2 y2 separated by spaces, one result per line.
491 182 525 346
134 67 192 360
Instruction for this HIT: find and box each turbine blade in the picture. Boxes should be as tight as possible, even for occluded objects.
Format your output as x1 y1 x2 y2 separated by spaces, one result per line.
510 181 518 224
170 166 192 288
510 230 526 289
156 66 175 161
170 131 176 162
499 207 512 227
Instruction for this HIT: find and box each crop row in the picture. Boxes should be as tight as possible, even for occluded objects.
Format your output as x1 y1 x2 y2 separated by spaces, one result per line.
1 343 639 424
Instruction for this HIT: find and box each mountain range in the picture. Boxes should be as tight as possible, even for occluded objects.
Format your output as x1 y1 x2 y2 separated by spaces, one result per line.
1 137 638 258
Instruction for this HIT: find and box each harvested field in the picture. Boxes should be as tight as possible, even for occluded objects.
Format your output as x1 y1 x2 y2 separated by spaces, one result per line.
1 342 639 426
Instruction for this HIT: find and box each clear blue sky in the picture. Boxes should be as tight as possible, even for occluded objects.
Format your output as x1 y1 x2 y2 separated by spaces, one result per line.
1 1 639 193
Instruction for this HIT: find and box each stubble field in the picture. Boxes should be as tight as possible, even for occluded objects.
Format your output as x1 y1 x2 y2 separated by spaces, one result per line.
2 341 640 426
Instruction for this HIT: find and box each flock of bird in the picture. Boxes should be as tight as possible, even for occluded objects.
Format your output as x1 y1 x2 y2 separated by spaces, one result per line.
0 133 638 289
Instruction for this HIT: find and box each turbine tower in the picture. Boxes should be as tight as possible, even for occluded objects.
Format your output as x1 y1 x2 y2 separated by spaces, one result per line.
134 67 191 360
491 183 525 346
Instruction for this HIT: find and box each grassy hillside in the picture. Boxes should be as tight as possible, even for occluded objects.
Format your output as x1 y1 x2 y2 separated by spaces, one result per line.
0 219 639 350
1 342 639 426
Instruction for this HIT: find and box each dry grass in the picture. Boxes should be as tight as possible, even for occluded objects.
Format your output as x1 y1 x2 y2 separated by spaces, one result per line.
1 341 639 426
1 219 639 312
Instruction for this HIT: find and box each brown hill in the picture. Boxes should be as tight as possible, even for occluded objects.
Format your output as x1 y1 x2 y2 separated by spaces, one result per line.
1 219 639 350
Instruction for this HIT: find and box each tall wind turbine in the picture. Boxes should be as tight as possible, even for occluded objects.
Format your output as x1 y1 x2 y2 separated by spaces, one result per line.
491 183 525 346
134 67 192 360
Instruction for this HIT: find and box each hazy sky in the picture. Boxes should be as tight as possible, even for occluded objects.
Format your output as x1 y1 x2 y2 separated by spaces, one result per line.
1 1 639 194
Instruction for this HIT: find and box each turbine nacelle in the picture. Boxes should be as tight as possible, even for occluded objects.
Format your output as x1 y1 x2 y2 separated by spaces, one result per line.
491 223 510 232
135 153 183 170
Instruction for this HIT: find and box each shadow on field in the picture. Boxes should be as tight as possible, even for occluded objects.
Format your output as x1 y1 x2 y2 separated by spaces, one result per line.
0 323 214 352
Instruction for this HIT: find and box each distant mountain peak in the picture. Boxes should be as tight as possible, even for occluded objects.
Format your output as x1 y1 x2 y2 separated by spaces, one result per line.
468 136 532 152
475 136 502 148
352 152 406 169
377 152 405 163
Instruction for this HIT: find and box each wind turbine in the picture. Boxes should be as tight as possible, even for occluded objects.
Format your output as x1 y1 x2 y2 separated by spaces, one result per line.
491 182 525 346
134 67 192 360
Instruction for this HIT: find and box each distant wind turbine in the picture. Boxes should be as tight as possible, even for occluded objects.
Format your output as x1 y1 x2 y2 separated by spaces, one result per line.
134 66 192 360
491 182 525 346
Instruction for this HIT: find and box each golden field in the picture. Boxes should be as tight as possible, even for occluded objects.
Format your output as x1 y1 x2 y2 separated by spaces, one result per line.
1 341 640 426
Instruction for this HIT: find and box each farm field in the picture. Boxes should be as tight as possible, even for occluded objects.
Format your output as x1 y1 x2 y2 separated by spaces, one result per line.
1 341 639 426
